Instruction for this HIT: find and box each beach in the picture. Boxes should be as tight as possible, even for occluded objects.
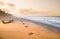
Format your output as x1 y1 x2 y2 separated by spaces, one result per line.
0 19 60 39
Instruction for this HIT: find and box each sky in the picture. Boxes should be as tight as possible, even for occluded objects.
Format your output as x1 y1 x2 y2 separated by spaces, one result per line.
2 0 60 11
0 0 60 16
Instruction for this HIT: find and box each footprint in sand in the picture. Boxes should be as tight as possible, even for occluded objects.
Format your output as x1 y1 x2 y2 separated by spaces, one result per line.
29 33 33 36
2 20 14 24
25 25 28 27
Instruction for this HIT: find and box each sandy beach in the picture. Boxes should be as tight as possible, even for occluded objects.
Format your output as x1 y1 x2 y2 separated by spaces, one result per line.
0 0 60 39
0 19 60 39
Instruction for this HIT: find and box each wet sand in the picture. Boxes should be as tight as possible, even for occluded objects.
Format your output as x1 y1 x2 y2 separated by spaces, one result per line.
0 19 60 39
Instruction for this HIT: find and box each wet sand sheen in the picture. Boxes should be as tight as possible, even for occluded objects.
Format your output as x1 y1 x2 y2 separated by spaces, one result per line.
0 20 60 39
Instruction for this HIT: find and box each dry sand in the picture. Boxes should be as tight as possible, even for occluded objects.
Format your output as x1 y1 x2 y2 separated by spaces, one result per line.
0 19 60 39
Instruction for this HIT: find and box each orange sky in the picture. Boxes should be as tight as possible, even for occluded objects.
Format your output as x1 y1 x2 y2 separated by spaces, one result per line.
0 0 60 16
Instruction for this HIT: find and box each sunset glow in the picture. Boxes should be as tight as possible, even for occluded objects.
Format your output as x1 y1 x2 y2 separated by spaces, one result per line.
0 0 60 16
